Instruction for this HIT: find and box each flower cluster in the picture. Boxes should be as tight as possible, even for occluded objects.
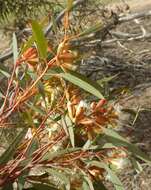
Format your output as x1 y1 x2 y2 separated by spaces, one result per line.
67 91 118 139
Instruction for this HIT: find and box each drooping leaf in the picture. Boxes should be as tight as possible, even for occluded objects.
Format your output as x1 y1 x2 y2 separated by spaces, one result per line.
82 180 91 190
1 182 13 190
20 36 34 55
0 128 28 164
78 22 103 37
41 147 80 161
83 175 94 190
30 183 59 190
89 161 124 190
46 168 70 187
97 74 118 87
60 70 104 99
0 90 4 99
31 20 47 59
64 115 75 147
103 128 151 165
0 67 10 78
12 33 18 65
18 169 30 190
51 13 58 34
93 180 108 190
130 157 143 173
44 68 104 98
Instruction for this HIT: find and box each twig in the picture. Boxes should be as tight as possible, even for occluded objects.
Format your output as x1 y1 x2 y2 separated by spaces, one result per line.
119 10 151 23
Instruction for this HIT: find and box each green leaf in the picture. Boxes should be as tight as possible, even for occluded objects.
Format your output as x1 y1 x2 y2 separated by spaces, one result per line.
0 67 10 78
103 128 151 165
83 176 94 190
51 13 58 34
46 168 70 187
41 147 80 161
18 138 39 190
30 183 59 190
67 0 73 11
2 182 13 190
82 180 91 190
130 157 143 173
26 102 46 116
89 161 124 190
18 169 30 190
31 20 47 59
20 36 34 55
0 128 28 164
64 115 75 147
93 181 107 190
83 140 92 150
78 22 103 37
12 33 18 64
0 90 4 99
60 70 104 99
97 74 118 87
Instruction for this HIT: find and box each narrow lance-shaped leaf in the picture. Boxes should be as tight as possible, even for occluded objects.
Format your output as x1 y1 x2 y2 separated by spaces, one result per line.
12 33 18 65
20 36 34 55
65 115 75 147
78 22 103 37
0 128 28 164
59 70 104 99
31 20 47 59
89 161 124 190
30 183 59 190
0 67 10 78
103 128 151 165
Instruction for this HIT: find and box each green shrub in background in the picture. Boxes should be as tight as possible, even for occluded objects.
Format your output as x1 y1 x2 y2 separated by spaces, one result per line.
0 0 62 28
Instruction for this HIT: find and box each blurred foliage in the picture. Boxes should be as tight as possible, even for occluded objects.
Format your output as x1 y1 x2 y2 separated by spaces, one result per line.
0 0 63 28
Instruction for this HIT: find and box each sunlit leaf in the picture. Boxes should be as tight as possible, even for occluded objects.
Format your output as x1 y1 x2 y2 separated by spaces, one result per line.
78 22 103 37
65 115 75 147
83 175 94 190
30 183 59 190
97 74 118 87
31 20 47 59
103 128 151 165
89 161 124 190
60 70 104 99
12 33 18 64
44 68 104 99
46 168 70 187
20 36 34 55
41 147 80 161
131 157 143 173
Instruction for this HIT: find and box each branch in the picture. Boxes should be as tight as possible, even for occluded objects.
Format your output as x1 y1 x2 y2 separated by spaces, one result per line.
119 10 151 23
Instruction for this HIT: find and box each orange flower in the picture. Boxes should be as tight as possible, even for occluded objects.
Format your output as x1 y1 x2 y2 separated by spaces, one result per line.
16 47 38 66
